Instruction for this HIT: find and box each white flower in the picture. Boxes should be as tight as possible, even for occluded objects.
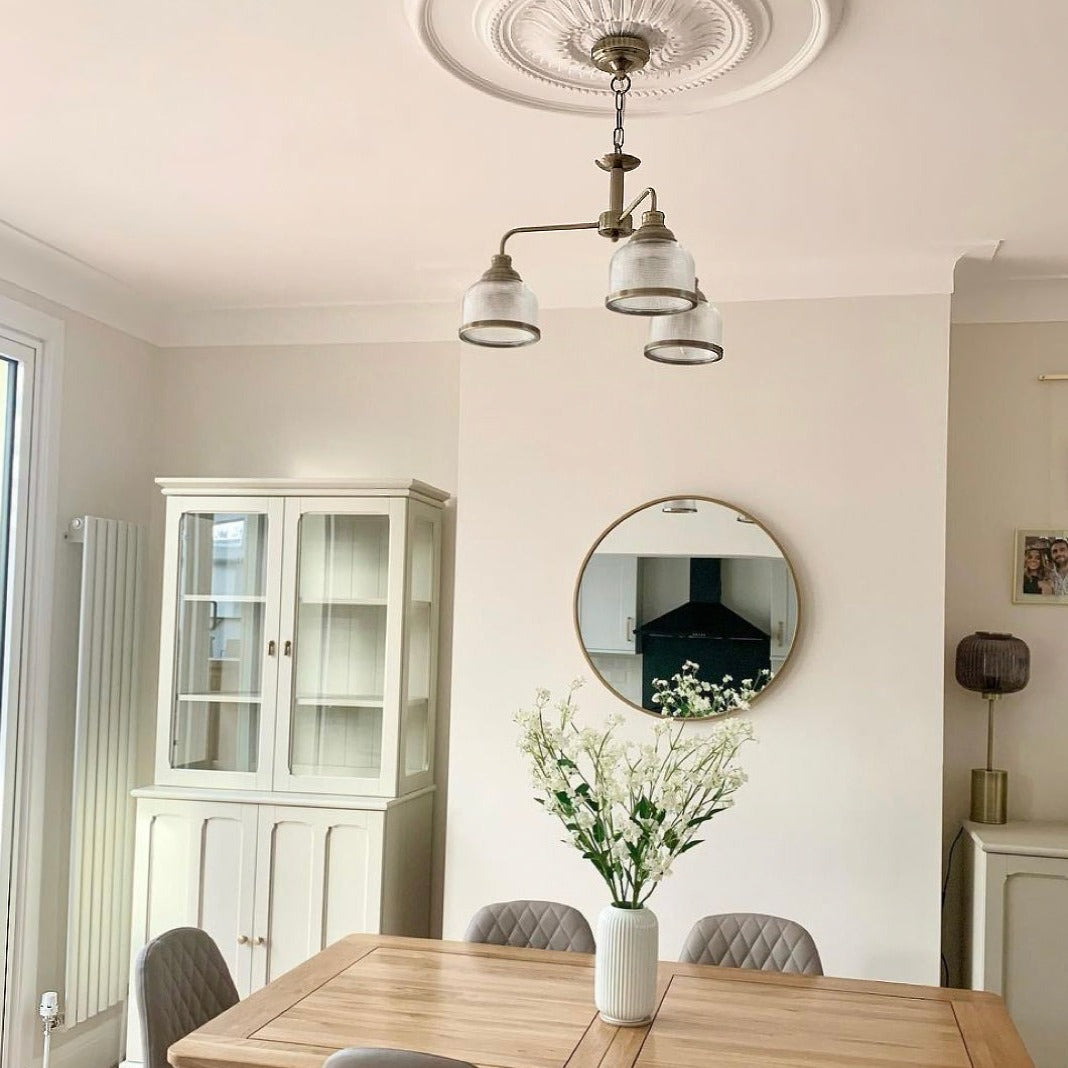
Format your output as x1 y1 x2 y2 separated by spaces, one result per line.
516 683 754 907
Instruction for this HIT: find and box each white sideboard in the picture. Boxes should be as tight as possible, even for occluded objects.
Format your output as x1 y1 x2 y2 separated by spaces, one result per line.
963 819 1068 1068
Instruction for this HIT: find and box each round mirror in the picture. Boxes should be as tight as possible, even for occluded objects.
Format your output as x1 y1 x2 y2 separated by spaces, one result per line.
574 497 800 718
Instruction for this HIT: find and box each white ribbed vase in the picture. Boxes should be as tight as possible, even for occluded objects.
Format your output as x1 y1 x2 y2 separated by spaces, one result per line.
594 904 659 1026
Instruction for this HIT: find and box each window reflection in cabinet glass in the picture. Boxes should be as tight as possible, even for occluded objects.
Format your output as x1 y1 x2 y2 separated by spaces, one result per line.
171 700 260 773
172 512 267 772
290 513 390 778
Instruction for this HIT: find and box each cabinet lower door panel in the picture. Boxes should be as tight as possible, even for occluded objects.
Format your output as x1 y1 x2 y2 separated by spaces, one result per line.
252 807 384 987
125 800 257 1064
1003 868 1068 1067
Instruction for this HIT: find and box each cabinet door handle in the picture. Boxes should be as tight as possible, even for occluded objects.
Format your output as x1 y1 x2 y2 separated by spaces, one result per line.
237 935 250 945
283 640 292 657
626 617 635 642
776 621 784 645
267 640 277 656
254 936 266 946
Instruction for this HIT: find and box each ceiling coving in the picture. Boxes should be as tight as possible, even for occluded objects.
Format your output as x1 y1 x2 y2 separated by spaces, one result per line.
406 0 840 114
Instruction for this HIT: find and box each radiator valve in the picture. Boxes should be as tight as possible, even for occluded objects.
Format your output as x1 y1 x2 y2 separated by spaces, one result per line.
39 990 62 1029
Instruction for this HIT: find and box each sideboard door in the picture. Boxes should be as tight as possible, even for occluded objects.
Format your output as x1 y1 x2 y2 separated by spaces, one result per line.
250 806 385 988
979 851 1068 1067
124 799 258 1064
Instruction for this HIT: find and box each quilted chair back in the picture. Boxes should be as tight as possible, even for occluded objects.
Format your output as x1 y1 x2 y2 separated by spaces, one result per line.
463 900 595 953
323 1049 476 1068
135 926 240 1068
679 913 823 975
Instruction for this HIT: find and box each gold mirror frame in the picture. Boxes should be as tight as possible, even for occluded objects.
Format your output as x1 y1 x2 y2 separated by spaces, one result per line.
573 495 802 720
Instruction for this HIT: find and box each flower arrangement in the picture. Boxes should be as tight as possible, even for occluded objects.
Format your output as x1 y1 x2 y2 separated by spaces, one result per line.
516 681 754 909
651 660 772 718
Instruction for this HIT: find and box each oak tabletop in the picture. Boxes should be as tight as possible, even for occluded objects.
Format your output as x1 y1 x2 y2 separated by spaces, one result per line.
168 934 1033 1068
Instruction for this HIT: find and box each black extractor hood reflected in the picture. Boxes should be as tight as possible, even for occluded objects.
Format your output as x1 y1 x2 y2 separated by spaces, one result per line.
637 557 770 710
637 558 767 643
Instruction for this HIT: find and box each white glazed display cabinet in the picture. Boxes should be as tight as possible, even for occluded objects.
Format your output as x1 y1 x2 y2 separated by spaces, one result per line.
122 479 446 1068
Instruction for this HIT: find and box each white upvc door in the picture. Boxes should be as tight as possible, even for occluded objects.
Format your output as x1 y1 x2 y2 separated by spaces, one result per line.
155 496 285 790
249 805 384 990
273 497 407 797
0 329 36 1057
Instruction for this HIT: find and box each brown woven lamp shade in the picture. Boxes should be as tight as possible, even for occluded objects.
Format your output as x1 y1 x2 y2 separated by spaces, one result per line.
955 632 1030 695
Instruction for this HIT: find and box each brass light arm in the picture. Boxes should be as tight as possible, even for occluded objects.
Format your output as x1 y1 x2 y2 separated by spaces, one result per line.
619 186 658 222
498 222 600 256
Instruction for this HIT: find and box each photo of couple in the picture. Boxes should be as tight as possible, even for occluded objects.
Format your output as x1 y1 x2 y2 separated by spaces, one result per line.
1015 530 1068 602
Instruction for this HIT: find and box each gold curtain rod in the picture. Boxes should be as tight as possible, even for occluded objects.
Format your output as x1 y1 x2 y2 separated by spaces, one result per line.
1038 374 1068 381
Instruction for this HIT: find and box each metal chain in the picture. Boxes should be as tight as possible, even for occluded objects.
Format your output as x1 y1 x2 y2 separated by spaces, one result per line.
610 73 631 154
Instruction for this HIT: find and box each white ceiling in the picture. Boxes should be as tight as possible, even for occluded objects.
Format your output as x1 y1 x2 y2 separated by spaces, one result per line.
0 1 1066 325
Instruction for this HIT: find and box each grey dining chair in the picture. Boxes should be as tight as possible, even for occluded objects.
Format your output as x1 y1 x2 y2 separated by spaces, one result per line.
679 912 823 975
135 926 240 1068
463 899 595 953
323 1050 476 1068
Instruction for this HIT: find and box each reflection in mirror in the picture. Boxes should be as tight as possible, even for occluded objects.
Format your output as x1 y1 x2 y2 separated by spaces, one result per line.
575 498 799 718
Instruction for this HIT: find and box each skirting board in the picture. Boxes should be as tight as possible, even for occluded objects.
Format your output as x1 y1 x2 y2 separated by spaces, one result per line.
49 1011 122 1068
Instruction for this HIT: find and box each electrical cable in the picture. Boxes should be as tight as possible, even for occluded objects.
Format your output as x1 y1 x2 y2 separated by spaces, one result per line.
939 826 965 986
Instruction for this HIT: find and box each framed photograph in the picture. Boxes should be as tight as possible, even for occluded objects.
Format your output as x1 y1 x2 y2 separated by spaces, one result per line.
1013 529 1068 603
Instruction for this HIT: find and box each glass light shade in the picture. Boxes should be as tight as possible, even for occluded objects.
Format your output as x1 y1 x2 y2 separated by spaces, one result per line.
605 212 697 315
459 267 540 348
662 498 698 513
644 292 723 364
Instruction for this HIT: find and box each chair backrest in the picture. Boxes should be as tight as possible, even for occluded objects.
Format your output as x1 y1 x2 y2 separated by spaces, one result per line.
135 926 240 1068
323 1049 476 1068
679 913 823 975
463 899 595 953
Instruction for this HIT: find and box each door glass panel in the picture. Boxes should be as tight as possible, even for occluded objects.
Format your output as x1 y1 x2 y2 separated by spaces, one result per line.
171 512 267 773
290 514 389 779
404 518 434 776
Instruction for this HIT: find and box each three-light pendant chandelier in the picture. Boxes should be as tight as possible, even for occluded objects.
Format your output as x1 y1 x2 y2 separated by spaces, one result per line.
457 32 723 365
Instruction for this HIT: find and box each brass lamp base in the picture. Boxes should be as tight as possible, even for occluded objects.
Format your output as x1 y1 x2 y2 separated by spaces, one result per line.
971 768 1007 824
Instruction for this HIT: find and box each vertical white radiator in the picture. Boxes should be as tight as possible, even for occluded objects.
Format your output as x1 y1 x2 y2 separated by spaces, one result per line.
65 516 144 1026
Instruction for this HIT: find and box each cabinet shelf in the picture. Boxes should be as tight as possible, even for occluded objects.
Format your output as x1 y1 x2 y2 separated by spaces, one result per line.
295 695 385 708
177 693 262 704
289 762 380 778
182 594 266 603
299 597 387 607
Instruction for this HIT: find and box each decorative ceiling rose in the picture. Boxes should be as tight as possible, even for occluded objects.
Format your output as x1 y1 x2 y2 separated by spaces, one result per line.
491 0 757 97
405 0 841 115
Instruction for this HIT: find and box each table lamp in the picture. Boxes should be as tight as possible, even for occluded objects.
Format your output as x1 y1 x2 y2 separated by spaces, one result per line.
954 631 1030 824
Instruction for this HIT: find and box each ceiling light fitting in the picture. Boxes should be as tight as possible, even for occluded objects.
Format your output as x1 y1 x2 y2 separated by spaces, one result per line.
459 33 723 364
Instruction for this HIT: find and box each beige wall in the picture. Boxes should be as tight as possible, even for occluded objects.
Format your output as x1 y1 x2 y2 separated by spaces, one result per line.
446 296 952 984
151 341 461 935
0 279 157 1067
943 321 1068 981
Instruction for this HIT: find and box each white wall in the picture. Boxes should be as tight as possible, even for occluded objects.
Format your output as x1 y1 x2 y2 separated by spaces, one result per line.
943 322 1068 981
0 279 157 1068
445 296 952 984
152 341 460 934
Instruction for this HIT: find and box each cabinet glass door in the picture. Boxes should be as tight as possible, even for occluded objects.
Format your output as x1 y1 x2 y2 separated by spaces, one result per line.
171 512 268 774
402 512 437 780
287 512 390 783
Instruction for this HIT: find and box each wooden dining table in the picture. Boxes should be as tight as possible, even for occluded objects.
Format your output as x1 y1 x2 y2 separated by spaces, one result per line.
168 934 1032 1068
